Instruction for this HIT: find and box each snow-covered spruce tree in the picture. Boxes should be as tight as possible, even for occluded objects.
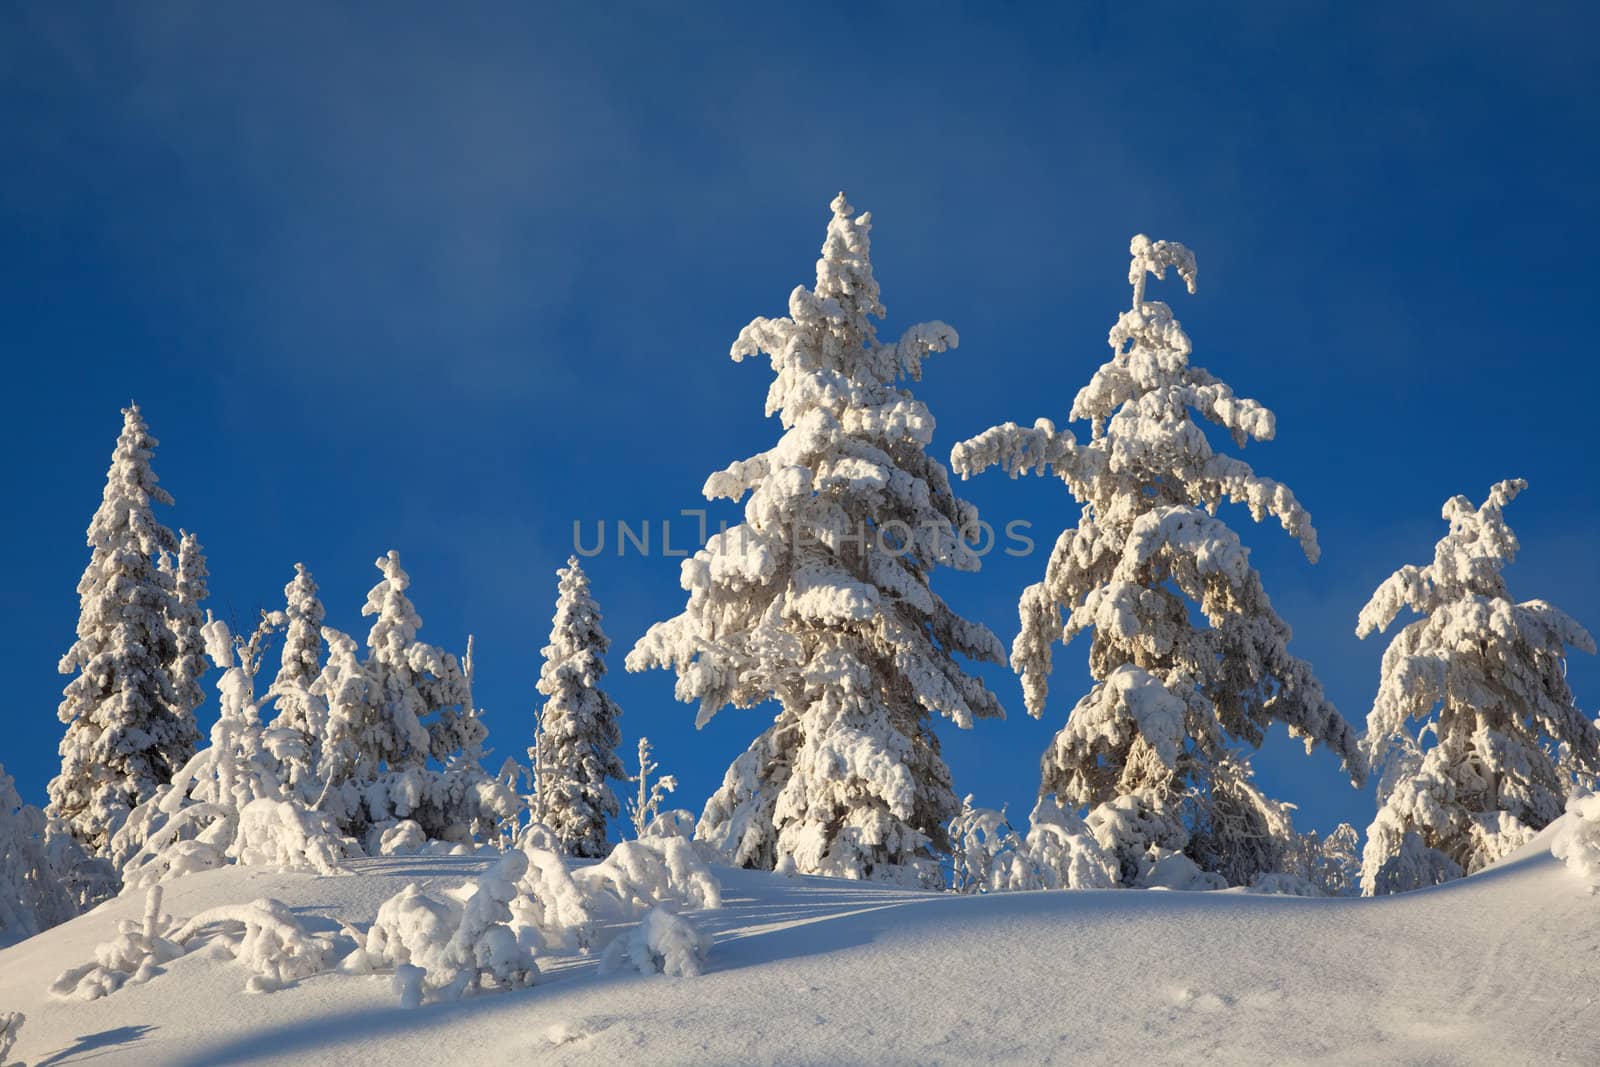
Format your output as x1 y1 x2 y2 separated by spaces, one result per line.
309 627 373 818
264 563 328 802
1357 480 1599 895
1 763 83 944
1277 822 1361 897
533 557 626 857
950 235 1366 888
165 529 210 740
113 612 353 887
946 796 1117 894
628 194 1006 885
49 405 201 854
313 552 516 851
115 612 264 872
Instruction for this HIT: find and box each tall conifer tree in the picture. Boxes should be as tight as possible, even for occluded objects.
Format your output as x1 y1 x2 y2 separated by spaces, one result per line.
1358 481 1599 894
953 236 1365 886
534 557 626 857
49 406 200 853
630 195 1005 885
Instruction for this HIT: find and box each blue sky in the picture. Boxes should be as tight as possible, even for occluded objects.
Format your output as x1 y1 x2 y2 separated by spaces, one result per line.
3 3 1596 843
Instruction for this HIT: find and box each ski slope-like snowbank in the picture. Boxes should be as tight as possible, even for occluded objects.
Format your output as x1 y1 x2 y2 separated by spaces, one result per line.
1 822 1595 1066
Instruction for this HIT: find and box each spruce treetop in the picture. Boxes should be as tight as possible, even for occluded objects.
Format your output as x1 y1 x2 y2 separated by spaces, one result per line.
88 405 178 558
271 563 327 697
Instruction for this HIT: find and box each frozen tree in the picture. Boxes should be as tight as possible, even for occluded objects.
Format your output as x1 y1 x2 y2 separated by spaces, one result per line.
951 235 1366 887
171 897 338 993
1 763 90 944
627 737 678 839
165 530 210 736
1271 822 1361 897
51 885 185 1000
527 701 546 825
49 404 200 854
51 883 339 999
628 194 1005 885
1357 480 1599 895
533 557 626 857
509 830 597 951
355 851 537 1006
1012 797 1120 890
946 798 1018 894
946 796 1116 894
1553 790 1600 892
113 613 352 887
310 626 373 813
313 552 517 851
574 827 723 918
599 907 711 978
265 563 328 801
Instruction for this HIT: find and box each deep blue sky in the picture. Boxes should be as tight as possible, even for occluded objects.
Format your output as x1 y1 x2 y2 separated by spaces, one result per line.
4 4 1596 844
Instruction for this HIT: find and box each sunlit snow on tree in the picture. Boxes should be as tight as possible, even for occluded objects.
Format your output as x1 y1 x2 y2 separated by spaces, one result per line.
1357 480 1599 894
952 235 1366 887
532 557 626 858
48 406 203 855
264 563 329 803
312 552 517 851
629 194 1006 886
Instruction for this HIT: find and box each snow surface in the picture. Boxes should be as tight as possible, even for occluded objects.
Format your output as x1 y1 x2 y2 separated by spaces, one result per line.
3 819 1597 1066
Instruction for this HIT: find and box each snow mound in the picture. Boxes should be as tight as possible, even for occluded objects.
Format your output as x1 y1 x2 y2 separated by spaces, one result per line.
49 886 186 1001
599 907 710 978
1551 792 1600 891
50 884 342 1000
577 835 722 917
356 850 536 1007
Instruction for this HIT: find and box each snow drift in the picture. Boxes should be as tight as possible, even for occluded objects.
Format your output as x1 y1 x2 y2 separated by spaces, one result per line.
2 809 1596 1066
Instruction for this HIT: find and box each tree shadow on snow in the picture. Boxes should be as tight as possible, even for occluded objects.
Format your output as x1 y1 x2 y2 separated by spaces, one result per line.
345 857 493 881
34 1024 156 1066
163 993 533 1066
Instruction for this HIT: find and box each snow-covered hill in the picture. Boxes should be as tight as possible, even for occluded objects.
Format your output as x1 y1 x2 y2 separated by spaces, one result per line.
2 824 1596 1067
